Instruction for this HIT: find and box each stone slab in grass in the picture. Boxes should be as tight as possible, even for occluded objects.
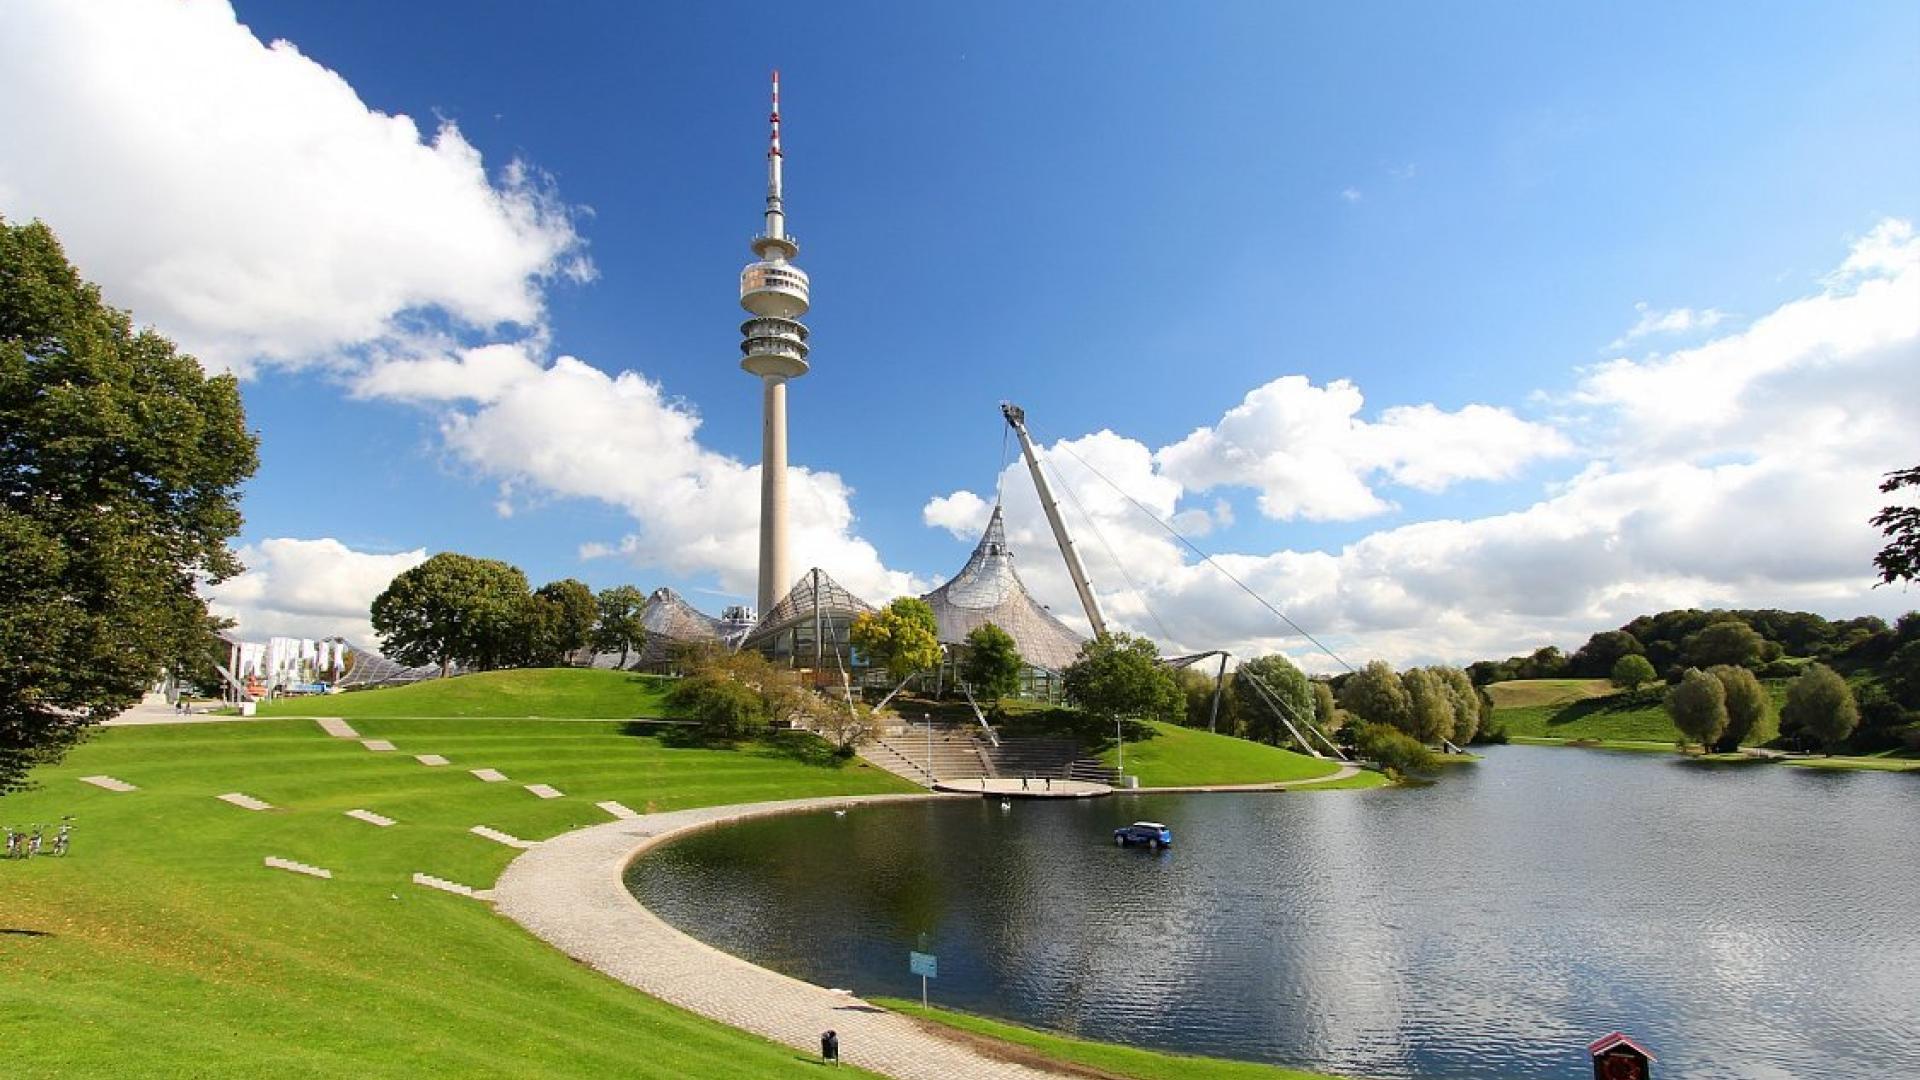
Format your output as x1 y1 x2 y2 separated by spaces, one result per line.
360 739 397 752
264 856 330 879
217 792 273 811
470 825 537 849
596 800 639 819
415 754 450 766
345 809 395 827
524 783 565 800
412 871 491 900
315 718 359 739
469 768 509 782
79 775 137 792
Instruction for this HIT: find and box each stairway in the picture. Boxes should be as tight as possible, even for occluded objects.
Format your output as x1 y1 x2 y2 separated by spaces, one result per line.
869 722 993 783
986 736 1118 785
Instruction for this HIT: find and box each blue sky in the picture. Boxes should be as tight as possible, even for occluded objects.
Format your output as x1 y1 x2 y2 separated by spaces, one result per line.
3 1 1916 662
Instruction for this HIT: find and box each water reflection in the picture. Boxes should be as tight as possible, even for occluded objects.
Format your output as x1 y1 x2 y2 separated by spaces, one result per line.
628 747 1920 1079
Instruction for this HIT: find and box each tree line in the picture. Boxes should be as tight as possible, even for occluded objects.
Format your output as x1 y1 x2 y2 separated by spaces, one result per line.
369 552 653 676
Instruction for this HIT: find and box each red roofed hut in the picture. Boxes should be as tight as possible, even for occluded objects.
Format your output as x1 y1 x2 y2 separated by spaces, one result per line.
1588 1032 1655 1080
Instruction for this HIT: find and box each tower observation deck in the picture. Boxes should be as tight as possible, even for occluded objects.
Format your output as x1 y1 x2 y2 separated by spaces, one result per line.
742 71 809 614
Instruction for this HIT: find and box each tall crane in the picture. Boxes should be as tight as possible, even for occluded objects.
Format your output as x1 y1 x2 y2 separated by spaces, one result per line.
1001 402 1108 639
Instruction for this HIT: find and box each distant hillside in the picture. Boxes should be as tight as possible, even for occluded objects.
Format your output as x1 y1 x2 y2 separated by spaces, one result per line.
257 668 677 719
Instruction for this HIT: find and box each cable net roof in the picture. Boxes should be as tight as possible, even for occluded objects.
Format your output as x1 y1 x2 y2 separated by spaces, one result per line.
920 504 1086 672
740 568 876 652
631 587 724 666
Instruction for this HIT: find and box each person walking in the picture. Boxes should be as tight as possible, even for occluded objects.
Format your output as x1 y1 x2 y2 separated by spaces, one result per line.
820 1029 839 1066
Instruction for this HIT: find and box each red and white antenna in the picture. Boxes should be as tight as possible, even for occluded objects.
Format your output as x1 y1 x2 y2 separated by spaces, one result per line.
764 69 786 239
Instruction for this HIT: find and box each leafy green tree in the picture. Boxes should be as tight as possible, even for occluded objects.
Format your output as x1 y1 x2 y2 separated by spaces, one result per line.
850 597 943 682
1433 665 1482 744
1570 630 1645 678
1402 668 1455 743
1311 680 1339 735
591 584 649 668
668 668 768 740
1885 640 1920 710
959 622 1023 703
1 218 258 793
1871 466 1920 586
1708 664 1771 750
532 578 597 665
1780 663 1859 753
1665 668 1728 751
1338 660 1411 732
1611 654 1658 692
371 553 529 677
1682 620 1765 669
1232 654 1315 747
1062 632 1183 726
1352 721 1437 777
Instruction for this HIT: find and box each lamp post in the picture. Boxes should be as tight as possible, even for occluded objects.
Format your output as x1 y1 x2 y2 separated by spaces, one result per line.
1116 715 1124 785
924 712 933 787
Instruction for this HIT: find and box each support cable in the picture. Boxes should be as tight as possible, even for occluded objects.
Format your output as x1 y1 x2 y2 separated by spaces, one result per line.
1035 450 1177 644
1036 427 1357 675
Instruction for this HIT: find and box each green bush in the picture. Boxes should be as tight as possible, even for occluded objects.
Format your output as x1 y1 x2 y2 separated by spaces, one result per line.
1353 721 1437 776
667 673 768 740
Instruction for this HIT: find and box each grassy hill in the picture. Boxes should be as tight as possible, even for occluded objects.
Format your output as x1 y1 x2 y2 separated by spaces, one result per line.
0 708 912 1077
1097 720 1376 788
1482 678 1616 710
257 668 676 719
1491 683 1681 744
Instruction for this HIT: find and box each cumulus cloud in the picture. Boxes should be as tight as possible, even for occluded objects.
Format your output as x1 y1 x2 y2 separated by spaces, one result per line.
0 0 588 373
1156 376 1571 521
924 221 1920 668
205 538 427 644
358 345 925 604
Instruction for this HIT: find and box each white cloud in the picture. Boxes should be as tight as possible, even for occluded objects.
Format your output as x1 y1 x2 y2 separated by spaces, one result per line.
0 0 587 373
1607 301 1730 349
205 538 427 644
924 220 1920 668
923 490 993 540
359 345 925 604
1340 187 1364 203
1156 376 1571 521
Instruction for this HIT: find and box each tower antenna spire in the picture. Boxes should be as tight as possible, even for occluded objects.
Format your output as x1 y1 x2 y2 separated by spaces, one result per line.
765 69 785 240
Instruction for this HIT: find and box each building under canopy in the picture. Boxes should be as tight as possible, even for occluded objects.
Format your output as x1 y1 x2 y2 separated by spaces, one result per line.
740 568 875 674
624 586 725 672
921 505 1085 695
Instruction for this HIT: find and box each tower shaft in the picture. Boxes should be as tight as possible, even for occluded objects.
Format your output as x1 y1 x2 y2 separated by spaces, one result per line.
757 376 789 615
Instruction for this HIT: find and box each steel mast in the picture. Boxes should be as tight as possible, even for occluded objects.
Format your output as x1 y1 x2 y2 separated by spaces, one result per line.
1001 402 1109 638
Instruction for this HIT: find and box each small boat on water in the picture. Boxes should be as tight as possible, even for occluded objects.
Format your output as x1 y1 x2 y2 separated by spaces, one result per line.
1113 821 1172 849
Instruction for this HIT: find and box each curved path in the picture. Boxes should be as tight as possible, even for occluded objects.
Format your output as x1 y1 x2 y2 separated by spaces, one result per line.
492 792 1073 1079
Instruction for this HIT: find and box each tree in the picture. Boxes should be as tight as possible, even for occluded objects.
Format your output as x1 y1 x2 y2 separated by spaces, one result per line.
1885 640 1920 710
1402 668 1454 744
532 578 597 665
371 553 529 677
1232 654 1314 747
1708 664 1770 751
1780 663 1859 753
1311 680 1339 735
1 218 258 793
1062 632 1183 726
1338 660 1411 732
1433 666 1482 745
849 597 943 683
1871 466 1920 586
959 622 1022 703
1611 654 1658 692
1682 620 1765 669
1570 630 1645 678
591 585 649 668
1665 668 1728 751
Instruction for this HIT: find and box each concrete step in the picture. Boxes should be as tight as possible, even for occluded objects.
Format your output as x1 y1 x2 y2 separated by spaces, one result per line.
264 856 331 879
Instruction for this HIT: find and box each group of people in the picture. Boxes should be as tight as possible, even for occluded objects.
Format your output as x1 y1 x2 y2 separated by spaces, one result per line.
3 820 70 859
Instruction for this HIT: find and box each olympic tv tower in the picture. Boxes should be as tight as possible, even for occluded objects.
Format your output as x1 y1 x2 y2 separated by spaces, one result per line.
738 71 810 615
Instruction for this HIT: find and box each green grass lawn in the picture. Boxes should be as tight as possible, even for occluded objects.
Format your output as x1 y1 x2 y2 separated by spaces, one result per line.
257 668 677 719
871 998 1346 1079
1482 678 1616 709
1099 721 1353 787
1491 685 1682 743
0 713 914 1078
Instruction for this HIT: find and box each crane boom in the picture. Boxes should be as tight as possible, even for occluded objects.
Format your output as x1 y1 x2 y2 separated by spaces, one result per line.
1001 402 1109 638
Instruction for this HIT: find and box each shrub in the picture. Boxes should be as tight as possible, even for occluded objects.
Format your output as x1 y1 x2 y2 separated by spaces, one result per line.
1353 722 1437 777
667 674 768 741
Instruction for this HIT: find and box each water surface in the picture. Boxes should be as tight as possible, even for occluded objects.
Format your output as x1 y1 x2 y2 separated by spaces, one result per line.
628 746 1920 1079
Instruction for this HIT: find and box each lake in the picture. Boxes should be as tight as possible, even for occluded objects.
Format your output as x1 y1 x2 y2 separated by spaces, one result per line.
626 746 1920 1079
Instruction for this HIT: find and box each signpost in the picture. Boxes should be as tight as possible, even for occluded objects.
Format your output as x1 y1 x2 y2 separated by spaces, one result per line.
908 950 937 1007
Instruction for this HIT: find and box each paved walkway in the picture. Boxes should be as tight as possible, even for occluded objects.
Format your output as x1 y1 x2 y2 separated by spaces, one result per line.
492 793 1075 1079
933 777 1110 798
